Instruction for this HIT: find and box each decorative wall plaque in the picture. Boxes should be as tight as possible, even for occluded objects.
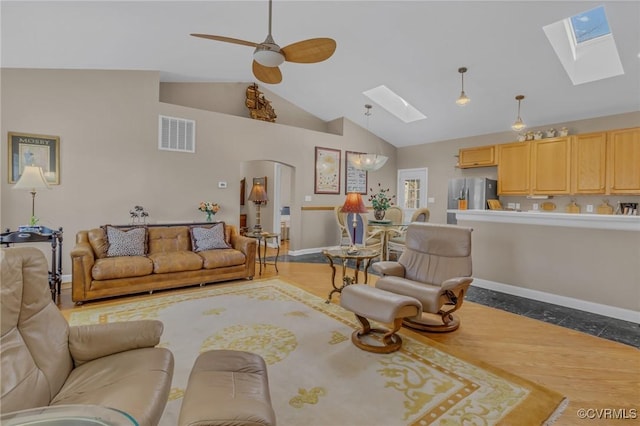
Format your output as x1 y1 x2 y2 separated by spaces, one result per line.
246 83 277 122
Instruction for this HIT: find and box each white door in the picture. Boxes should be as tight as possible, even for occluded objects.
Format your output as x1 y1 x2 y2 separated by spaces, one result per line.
397 168 428 220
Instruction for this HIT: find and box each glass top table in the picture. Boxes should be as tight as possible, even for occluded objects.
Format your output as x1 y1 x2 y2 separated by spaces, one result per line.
1 405 138 426
322 248 378 304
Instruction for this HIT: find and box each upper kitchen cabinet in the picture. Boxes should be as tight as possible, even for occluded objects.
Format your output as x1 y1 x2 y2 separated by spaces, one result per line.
531 137 571 195
607 127 640 194
458 145 496 168
571 132 607 194
497 141 530 195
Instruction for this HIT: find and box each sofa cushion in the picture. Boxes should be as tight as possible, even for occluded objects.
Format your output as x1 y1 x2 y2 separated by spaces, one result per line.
198 249 246 269
148 251 203 274
105 226 147 257
190 223 231 252
92 256 153 281
148 226 191 254
88 228 109 259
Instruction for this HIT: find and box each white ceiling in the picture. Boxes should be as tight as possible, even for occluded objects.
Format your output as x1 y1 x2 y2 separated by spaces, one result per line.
2 1 639 147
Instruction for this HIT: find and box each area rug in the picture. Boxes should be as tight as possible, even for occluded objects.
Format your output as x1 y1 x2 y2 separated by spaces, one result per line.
68 279 567 425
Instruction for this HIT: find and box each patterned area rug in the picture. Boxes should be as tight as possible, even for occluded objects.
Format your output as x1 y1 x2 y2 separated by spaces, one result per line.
68 279 567 425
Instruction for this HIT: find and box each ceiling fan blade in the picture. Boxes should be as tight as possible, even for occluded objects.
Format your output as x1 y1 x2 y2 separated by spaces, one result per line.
252 61 282 84
190 33 258 48
281 38 337 63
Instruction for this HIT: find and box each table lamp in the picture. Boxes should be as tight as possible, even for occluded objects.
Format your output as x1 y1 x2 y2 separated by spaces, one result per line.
341 192 367 253
13 165 50 226
248 181 268 231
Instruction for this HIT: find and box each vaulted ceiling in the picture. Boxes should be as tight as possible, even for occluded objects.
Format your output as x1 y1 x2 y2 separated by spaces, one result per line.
2 1 639 147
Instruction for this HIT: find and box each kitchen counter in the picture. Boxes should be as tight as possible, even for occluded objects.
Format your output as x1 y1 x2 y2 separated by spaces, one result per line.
448 209 640 231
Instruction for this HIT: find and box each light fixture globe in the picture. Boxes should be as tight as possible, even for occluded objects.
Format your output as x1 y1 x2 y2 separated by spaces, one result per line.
456 67 471 106
511 95 527 131
349 104 389 172
253 35 285 67
350 154 388 171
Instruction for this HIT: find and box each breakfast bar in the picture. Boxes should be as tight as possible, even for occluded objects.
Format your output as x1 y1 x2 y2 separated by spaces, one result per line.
448 210 640 322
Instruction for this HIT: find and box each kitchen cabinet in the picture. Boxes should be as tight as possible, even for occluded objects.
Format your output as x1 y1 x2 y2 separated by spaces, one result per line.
497 141 530 195
607 127 640 194
530 137 571 194
458 145 496 168
571 132 607 194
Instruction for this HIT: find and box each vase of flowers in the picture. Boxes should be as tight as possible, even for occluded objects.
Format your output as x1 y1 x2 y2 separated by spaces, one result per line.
368 183 395 220
198 202 220 222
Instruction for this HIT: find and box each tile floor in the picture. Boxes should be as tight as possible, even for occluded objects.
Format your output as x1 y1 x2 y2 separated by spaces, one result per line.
272 250 640 348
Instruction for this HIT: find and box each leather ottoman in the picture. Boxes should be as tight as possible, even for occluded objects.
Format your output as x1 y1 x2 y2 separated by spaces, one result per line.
178 350 276 426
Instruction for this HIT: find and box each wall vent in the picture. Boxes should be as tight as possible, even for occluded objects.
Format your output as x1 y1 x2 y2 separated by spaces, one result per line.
159 115 195 153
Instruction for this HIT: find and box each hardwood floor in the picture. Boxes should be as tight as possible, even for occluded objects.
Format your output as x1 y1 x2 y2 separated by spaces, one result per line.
59 242 639 426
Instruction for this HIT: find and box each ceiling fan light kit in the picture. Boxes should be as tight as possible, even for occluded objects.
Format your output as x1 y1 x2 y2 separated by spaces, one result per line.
191 0 336 84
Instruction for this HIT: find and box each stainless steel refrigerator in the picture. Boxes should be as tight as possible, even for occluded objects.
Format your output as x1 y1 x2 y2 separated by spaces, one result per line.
447 178 497 224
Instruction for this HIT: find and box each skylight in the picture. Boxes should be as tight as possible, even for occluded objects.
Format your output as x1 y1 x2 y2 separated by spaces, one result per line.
543 5 623 85
569 6 611 44
362 85 426 123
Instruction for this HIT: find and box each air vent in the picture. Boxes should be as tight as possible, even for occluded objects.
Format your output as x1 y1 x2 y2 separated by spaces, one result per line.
159 115 195 153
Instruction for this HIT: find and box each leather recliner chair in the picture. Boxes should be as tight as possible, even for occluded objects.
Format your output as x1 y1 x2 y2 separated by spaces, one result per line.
373 222 473 332
1 247 174 425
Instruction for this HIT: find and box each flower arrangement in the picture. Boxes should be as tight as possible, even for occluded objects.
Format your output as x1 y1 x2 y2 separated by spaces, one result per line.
368 183 395 211
198 202 220 222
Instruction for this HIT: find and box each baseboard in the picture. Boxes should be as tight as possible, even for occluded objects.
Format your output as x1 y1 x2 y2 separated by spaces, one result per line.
472 278 639 324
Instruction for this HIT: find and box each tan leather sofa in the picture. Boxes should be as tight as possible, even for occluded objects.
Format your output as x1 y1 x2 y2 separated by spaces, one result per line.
71 223 257 303
1 247 174 425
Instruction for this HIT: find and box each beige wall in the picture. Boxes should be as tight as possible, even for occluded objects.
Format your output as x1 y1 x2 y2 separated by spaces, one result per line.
160 82 331 134
1 68 397 274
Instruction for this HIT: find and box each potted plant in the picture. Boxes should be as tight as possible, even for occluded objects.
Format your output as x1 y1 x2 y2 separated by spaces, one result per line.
368 183 395 220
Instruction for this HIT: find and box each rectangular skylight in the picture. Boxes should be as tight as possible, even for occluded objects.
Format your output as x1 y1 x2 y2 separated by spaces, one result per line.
570 6 611 44
363 85 426 123
543 5 623 85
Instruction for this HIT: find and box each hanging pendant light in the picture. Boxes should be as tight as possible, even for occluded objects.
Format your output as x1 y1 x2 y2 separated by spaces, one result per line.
455 67 470 106
350 104 389 171
511 95 527 131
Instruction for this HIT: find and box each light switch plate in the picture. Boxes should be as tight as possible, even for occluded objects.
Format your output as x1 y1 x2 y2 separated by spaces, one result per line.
218 181 227 188
304 195 312 202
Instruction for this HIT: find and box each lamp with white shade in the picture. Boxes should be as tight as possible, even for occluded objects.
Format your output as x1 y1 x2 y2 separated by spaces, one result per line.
13 165 50 226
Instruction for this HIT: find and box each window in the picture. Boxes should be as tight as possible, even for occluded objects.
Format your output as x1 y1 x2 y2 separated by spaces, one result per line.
569 6 611 45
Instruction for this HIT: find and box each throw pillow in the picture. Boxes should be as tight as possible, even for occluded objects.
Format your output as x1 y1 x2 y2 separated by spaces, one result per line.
190 223 231 252
106 226 147 257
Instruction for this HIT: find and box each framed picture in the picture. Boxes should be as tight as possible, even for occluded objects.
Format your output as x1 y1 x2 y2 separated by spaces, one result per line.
253 176 267 188
314 147 341 194
240 178 246 206
345 151 367 194
8 132 60 184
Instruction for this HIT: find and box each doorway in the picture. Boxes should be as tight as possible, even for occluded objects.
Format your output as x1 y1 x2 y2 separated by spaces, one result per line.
397 168 428 219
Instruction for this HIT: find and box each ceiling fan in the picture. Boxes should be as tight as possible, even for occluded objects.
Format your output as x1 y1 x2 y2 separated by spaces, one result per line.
191 0 336 84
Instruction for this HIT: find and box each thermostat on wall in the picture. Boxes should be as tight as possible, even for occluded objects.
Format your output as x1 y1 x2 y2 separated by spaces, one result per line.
218 181 227 188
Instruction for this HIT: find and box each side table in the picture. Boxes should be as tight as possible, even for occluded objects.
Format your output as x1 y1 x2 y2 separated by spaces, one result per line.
1 227 63 301
322 248 378 303
246 231 280 275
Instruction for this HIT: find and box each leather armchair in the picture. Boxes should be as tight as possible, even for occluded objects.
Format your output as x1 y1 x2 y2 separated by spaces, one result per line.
1 247 174 426
373 222 473 332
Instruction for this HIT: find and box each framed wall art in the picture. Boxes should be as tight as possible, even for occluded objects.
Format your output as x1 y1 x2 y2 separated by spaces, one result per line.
8 132 60 184
314 146 341 194
345 151 367 194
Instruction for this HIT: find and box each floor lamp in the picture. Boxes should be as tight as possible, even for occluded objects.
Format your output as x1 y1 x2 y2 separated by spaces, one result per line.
341 192 367 253
13 165 50 226
248 181 268 231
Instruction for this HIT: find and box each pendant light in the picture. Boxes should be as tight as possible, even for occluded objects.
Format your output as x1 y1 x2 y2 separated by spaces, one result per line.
455 67 470 106
350 104 389 171
511 95 527 131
